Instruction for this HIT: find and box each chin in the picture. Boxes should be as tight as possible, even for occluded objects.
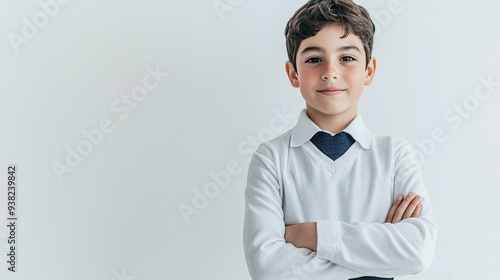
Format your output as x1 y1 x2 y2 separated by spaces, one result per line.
317 107 350 116
322 111 346 117
307 102 355 116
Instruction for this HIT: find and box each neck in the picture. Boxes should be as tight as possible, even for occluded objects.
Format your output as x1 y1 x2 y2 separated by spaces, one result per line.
306 107 357 134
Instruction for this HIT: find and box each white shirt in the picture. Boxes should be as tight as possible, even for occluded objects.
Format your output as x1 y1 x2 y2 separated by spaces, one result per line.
243 109 438 280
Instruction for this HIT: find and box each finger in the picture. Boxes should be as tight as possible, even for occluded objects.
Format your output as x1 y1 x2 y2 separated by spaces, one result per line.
386 195 403 223
402 195 422 219
392 192 416 223
411 204 422 218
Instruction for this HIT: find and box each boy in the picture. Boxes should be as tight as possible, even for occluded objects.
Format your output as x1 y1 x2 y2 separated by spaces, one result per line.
243 0 438 279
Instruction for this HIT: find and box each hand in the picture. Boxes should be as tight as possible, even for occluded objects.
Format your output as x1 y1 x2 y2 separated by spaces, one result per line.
284 222 317 251
386 192 422 223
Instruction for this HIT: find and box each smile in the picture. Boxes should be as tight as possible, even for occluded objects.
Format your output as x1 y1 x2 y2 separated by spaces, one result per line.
317 88 345 96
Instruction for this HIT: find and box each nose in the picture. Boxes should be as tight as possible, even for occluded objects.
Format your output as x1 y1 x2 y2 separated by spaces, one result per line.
322 61 339 80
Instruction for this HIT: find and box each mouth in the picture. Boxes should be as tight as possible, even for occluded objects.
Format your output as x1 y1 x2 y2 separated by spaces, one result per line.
317 87 346 96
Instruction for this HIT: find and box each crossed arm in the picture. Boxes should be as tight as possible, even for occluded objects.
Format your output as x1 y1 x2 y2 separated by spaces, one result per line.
243 143 438 279
284 193 423 251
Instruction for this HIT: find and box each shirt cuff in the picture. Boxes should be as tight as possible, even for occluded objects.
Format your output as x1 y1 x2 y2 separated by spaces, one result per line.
316 220 340 261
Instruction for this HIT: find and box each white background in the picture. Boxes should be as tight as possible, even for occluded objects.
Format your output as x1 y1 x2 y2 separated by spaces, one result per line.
0 0 499 279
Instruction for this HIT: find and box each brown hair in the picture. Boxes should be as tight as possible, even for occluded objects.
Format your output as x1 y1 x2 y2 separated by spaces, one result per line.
285 0 375 70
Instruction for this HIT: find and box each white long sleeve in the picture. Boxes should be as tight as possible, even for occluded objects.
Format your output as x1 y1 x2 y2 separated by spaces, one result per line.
243 111 438 279
315 144 438 276
244 148 352 280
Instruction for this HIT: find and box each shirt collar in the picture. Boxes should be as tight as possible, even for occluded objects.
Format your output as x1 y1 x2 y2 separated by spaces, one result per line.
290 109 372 149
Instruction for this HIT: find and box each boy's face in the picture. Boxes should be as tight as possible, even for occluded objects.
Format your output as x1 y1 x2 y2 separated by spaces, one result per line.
286 24 376 124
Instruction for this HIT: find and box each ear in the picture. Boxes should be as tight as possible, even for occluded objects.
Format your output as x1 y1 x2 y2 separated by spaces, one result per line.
285 61 300 88
364 57 377 86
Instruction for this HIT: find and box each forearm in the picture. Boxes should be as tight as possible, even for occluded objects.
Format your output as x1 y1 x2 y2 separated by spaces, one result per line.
284 222 318 251
316 216 437 277
244 148 355 279
244 199 354 279
244 235 352 280
285 214 437 278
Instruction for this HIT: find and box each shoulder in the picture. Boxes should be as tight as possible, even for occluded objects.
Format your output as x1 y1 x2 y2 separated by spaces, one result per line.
254 129 293 159
368 132 420 165
370 131 413 151
371 132 422 170
247 129 292 181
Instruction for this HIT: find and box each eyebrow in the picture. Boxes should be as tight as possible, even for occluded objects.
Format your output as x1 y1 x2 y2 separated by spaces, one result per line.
300 45 362 55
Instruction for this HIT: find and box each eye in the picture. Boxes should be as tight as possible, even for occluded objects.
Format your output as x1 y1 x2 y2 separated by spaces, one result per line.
305 57 322 63
340 56 356 62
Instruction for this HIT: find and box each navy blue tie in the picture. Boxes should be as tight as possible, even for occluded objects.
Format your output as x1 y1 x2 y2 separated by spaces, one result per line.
310 131 355 161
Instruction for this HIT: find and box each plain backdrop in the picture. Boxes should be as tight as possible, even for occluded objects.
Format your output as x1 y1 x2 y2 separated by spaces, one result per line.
0 0 499 279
